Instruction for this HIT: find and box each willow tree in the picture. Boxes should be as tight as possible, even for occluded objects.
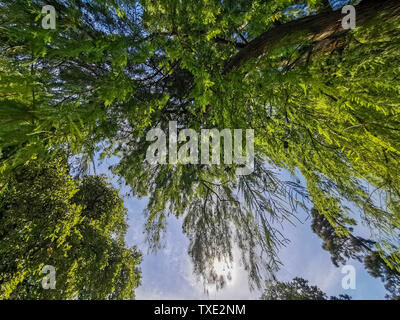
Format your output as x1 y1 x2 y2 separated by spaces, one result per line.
0 157 142 299
132 0 400 284
1 0 400 289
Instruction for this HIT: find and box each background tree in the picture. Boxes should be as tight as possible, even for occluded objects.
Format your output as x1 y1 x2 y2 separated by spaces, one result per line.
261 277 351 300
364 251 400 300
311 208 400 300
311 208 375 267
0 157 142 299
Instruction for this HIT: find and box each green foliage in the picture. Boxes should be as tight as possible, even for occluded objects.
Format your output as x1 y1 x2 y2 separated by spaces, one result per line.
1 0 400 292
311 208 374 267
0 0 149 171
0 158 141 299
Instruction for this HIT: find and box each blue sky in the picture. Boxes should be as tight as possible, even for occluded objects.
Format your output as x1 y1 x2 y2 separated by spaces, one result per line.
93 157 388 300
329 0 353 11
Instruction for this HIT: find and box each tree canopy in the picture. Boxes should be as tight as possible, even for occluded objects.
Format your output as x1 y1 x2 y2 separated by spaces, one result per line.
1 0 400 293
261 277 351 300
0 157 142 299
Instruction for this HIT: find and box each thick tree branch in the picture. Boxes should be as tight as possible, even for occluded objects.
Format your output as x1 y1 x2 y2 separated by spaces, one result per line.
224 0 400 74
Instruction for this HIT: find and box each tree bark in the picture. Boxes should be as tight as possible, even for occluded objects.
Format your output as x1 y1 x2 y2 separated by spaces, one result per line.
223 0 400 74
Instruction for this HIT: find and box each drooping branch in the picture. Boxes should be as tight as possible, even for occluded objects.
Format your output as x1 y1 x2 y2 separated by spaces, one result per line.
223 0 400 74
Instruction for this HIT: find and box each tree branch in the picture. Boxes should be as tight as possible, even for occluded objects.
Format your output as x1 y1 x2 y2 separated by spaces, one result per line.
223 0 400 74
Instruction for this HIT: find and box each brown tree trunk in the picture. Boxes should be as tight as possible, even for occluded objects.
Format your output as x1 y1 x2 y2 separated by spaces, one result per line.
223 0 400 74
